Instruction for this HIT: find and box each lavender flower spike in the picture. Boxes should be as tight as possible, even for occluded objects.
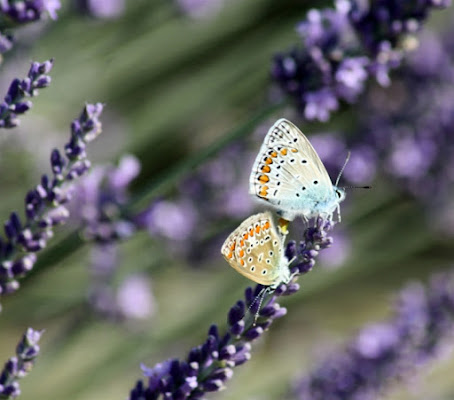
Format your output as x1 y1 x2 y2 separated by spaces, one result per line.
0 59 54 129
129 218 333 400
293 270 454 400
0 103 103 308
272 0 449 121
0 0 61 26
0 328 43 399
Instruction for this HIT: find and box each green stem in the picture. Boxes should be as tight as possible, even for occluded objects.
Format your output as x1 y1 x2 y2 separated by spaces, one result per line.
128 99 287 212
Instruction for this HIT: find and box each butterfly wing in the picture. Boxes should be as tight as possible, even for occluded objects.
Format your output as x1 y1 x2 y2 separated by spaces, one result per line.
249 119 336 220
221 212 287 286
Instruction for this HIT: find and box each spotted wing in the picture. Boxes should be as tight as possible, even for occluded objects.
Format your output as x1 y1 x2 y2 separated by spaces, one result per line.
221 212 285 286
249 119 335 218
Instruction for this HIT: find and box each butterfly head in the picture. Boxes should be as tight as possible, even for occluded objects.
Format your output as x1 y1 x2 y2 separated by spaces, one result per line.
334 187 346 203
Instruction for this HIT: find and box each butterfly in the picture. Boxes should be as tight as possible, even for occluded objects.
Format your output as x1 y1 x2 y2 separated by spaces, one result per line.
249 118 346 222
221 211 290 289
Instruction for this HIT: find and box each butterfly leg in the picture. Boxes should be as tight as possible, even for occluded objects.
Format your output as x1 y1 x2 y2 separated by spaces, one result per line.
336 203 341 223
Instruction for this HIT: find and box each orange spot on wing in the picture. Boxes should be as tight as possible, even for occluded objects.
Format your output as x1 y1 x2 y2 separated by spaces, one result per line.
280 148 288 156
240 239 245 247
227 252 233 259
243 233 248 240
264 221 270 230
270 151 277 158
264 157 273 165
259 188 268 197
239 249 245 257
291 148 298 153
248 227 254 236
240 259 245 266
261 165 271 173
255 225 261 233
258 175 269 183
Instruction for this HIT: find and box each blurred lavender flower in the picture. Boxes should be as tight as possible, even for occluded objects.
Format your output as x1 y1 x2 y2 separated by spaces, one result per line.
88 244 155 321
176 0 228 19
71 155 156 320
0 328 43 399
129 218 333 399
292 270 454 400
76 0 125 19
139 141 256 261
72 154 140 243
0 103 103 306
0 59 53 129
0 0 60 26
272 0 448 121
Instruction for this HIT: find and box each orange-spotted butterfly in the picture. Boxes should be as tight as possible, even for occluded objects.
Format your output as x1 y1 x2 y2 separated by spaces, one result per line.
249 118 346 222
221 211 290 289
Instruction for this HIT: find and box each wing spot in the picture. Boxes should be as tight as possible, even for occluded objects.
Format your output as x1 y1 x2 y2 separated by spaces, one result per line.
273 189 278 196
247 248 252 254
248 257 253 263
269 250 274 256
280 148 288 156
266 259 271 264
261 269 268 275
289 159 295 164
302 186 306 191
277 182 281 186
264 157 273 164
296 193 300 197
273 240 278 246
250 266 256 272
258 175 270 183
293 138 298 142
240 259 245 266
261 165 271 173
313 180 319 185
302 159 307 164
291 148 298 153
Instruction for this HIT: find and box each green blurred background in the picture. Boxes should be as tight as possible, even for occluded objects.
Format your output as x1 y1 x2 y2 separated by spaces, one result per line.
1 1 454 399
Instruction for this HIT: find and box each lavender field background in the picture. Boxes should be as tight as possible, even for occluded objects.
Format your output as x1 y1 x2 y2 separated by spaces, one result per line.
1 1 454 399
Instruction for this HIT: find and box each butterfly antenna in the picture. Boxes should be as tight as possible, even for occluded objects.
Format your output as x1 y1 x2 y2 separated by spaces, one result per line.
335 151 351 187
342 185 372 190
247 287 270 326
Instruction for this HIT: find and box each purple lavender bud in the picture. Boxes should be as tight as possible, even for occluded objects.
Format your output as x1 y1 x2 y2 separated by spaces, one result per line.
13 101 32 114
219 345 236 361
228 301 245 326
203 379 224 392
34 76 52 89
50 149 66 176
207 325 219 340
274 283 287 296
0 32 13 53
37 59 54 75
285 240 297 260
283 282 300 295
4 357 19 376
244 286 254 306
67 160 91 180
11 256 35 277
1 382 20 397
229 320 245 336
210 367 233 382
243 326 264 341
231 343 251 366
295 259 315 274
259 302 281 318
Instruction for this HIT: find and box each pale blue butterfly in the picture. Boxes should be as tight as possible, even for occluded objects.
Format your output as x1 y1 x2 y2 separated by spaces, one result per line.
249 118 346 222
